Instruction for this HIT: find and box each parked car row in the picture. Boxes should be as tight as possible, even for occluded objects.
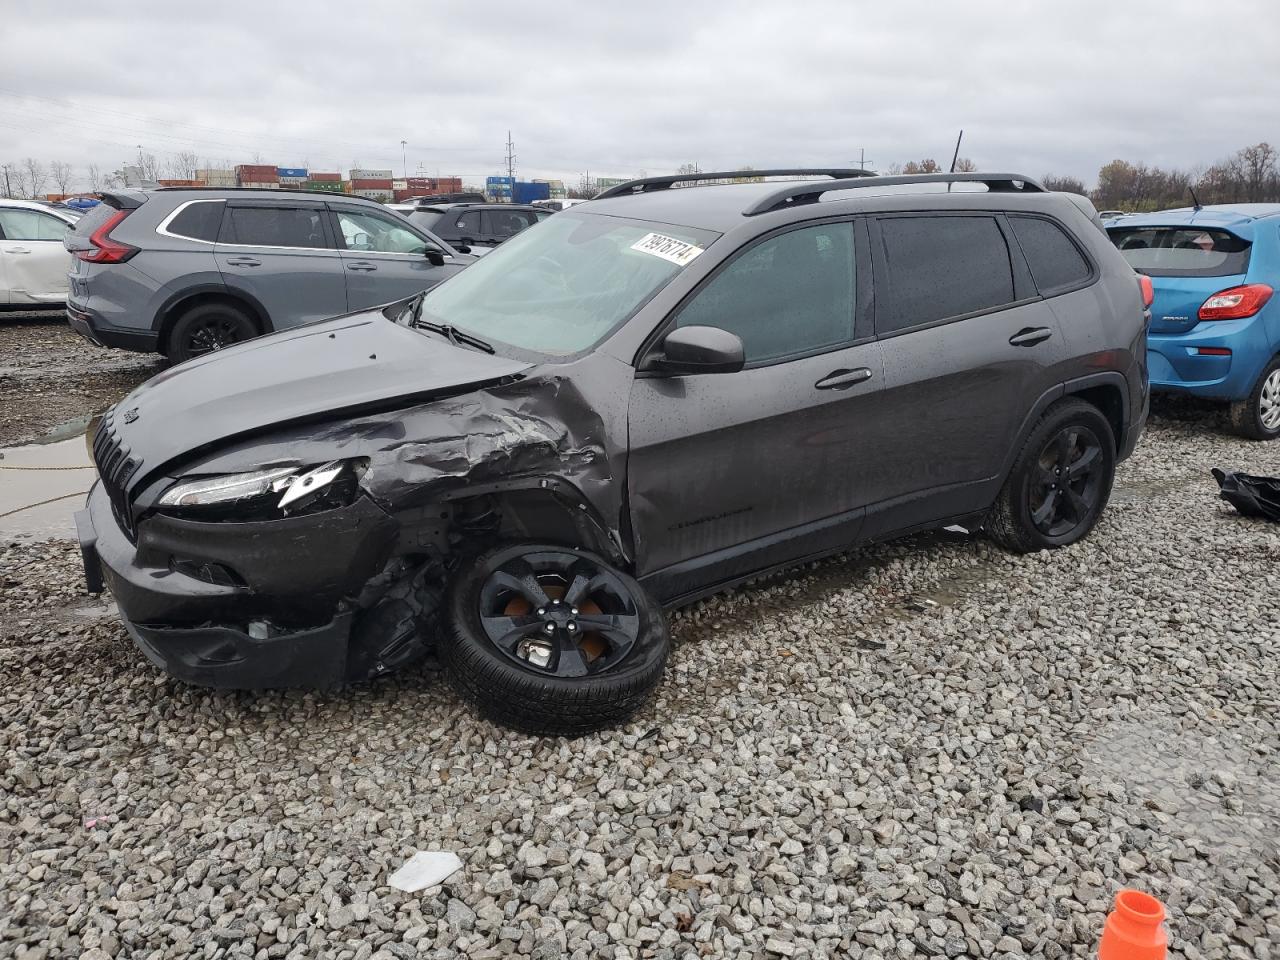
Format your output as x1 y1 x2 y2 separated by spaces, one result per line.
64 189 475 362
74 169 1152 734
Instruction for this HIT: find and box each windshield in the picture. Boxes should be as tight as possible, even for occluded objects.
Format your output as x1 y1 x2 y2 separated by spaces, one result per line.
1109 226 1252 277
416 212 719 357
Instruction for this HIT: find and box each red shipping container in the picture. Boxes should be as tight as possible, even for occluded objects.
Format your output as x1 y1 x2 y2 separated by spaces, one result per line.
309 172 341 182
236 164 276 175
350 178 393 190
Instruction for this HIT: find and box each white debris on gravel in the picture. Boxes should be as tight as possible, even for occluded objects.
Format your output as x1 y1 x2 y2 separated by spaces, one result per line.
2 399 1279 960
388 851 465 893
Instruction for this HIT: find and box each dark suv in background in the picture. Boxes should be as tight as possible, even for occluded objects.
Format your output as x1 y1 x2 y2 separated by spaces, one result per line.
403 201 552 254
77 170 1148 735
64 188 473 362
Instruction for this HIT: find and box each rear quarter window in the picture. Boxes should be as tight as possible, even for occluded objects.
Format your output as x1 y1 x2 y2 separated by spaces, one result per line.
1009 215 1092 295
163 200 224 242
1108 226 1251 277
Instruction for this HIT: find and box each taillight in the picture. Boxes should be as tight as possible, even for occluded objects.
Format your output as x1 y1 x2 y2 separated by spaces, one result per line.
1137 274 1154 308
75 209 138 264
1198 283 1273 321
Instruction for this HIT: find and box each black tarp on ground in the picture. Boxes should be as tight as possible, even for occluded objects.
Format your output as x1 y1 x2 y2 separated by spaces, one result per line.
1212 468 1280 522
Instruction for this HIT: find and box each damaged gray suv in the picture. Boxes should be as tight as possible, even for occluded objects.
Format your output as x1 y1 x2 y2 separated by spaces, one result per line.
77 170 1150 735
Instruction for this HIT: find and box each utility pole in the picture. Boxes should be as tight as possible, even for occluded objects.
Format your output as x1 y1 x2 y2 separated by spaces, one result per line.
850 148 874 172
400 140 408 179
504 131 516 200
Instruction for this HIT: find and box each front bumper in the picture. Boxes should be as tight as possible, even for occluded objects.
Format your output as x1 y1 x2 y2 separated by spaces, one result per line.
66 304 160 353
78 481 399 689
1147 314 1272 401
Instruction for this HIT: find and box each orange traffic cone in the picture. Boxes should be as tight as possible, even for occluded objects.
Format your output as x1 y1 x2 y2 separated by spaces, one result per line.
1098 890 1168 960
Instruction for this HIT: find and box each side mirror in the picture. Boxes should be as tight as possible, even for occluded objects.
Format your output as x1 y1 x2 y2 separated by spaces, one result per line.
649 325 745 375
425 249 446 266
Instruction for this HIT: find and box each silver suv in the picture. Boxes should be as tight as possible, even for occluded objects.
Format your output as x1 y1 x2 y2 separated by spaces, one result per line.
64 188 473 362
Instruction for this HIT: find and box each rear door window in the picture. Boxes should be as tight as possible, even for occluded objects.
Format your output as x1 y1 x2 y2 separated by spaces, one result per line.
875 215 1016 334
1108 226 1251 277
454 210 482 237
164 200 224 242
222 205 329 248
1009 215 1092 295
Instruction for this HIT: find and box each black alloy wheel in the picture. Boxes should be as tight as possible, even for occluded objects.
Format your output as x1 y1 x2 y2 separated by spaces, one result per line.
986 398 1116 553
1029 424 1107 538
167 302 257 364
477 549 641 679
443 542 670 736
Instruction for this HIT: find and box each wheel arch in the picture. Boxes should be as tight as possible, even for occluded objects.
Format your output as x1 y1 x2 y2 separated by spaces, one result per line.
999 372 1130 483
154 286 271 356
438 478 630 569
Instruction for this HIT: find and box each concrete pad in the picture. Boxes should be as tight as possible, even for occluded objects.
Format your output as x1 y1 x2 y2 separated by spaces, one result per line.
0 434 96 541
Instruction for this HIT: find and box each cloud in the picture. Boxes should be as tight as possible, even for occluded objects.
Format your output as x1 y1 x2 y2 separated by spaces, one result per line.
2 0 1277 191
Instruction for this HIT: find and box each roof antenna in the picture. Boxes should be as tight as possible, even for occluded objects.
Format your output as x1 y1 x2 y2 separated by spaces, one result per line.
947 129 964 192
1188 184 1203 211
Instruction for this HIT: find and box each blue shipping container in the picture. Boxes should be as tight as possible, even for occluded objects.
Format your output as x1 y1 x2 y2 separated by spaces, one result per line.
277 167 308 178
513 181 551 204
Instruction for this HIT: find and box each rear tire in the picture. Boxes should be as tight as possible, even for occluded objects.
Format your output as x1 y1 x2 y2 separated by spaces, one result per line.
166 302 257 364
986 399 1116 553
1228 356 1280 441
442 543 670 736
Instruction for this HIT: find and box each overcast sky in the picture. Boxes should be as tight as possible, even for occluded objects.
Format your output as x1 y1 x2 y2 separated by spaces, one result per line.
3 0 1278 191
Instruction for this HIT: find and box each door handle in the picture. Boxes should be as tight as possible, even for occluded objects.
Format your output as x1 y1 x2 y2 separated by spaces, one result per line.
5 246 31 254
1009 326 1053 347
224 257 261 267
815 367 874 390
346 262 377 272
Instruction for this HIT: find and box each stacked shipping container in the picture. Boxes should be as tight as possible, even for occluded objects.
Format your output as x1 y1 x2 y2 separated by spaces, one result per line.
196 168 236 187
236 164 279 189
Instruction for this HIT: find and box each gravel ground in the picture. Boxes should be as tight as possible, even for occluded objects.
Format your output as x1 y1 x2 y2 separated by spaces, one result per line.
2 386 1279 958
0 311 161 446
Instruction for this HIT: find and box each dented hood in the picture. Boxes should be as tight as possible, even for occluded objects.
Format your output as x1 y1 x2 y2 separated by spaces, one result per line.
110 310 532 475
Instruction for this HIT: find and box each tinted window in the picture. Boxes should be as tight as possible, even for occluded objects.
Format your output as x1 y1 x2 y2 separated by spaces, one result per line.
1108 226 1251 278
407 210 445 232
224 206 328 248
484 209 538 238
165 200 224 242
333 208 431 254
676 222 855 364
454 210 482 236
1009 216 1091 295
0 209 72 241
877 216 1014 333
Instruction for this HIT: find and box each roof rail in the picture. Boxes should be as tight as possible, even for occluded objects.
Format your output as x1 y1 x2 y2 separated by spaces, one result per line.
595 168 876 200
742 172 1046 216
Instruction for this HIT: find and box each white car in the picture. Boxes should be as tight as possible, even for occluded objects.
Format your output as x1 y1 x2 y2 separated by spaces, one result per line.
0 198 78 306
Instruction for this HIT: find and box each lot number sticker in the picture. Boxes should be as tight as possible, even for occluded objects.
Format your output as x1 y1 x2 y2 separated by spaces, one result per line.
630 232 704 266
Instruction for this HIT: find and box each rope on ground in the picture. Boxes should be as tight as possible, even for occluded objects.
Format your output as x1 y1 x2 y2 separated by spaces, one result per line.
0 490 89 519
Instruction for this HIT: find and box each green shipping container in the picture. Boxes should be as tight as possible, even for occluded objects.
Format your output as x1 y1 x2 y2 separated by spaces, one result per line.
306 180 345 192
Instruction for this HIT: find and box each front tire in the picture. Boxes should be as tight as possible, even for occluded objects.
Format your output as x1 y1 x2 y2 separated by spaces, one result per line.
442 543 670 736
166 302 257 364
1229 356 1280 441
986 399 1116 553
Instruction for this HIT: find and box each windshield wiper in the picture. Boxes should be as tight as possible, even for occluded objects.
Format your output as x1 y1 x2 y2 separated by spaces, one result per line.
412 315 495 354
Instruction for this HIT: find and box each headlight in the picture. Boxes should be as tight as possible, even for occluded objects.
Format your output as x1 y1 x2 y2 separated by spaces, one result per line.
158 467 297 508
156 460 364 520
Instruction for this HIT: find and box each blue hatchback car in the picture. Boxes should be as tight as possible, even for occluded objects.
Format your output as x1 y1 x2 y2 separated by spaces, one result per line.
1107 204 1280 439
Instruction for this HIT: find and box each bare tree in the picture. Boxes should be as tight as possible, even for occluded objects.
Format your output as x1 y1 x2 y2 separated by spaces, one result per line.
50 160 74 195
87 163 103 191
22 157 48 198
902 159 942 175
166 150 199 180
137 151 162 182
952 157 977 173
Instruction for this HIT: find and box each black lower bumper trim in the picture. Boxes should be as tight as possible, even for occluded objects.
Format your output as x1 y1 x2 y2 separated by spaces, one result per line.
124 613 354 689
66 306 159 352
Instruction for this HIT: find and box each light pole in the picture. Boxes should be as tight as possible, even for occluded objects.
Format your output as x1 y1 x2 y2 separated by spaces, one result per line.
400 140 408 180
